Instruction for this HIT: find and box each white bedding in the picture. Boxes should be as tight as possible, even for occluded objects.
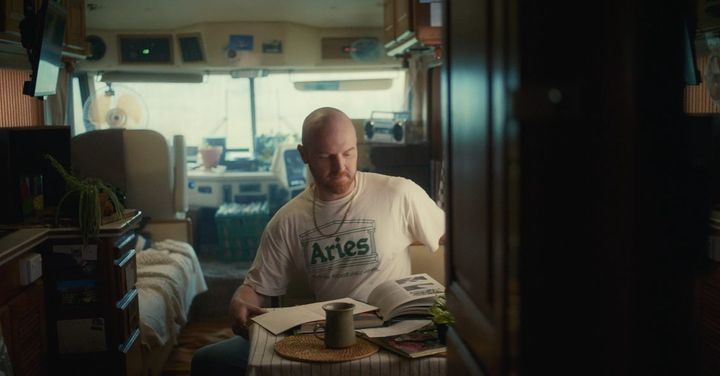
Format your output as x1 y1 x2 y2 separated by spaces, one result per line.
135 239 208 348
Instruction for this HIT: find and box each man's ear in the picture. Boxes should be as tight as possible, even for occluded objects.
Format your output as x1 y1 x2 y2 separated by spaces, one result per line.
297 144 308 164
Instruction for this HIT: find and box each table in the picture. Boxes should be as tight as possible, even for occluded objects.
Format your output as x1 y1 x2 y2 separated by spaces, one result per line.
247 323 446 376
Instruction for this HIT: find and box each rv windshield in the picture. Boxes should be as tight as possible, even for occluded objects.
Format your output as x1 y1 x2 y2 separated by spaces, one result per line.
71 70 406 158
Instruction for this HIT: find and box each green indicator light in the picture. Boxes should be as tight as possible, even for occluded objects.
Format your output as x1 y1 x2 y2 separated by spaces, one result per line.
142 49 150 55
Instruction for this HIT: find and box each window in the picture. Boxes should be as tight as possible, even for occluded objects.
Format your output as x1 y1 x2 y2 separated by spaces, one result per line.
71 69 406 164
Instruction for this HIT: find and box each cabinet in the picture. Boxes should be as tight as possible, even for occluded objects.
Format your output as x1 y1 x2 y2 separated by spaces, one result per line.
60 0 85 53
0 0 86 53
0 252 46 376
42 213 142 376
0 0 24 37
383 0 442 56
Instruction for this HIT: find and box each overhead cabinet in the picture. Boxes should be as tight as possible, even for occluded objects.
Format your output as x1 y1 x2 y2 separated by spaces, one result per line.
61 0 85 53
383 0 442 56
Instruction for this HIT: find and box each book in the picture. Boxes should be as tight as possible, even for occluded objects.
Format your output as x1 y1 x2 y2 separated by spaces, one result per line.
294 311 384 335
362 321 447 358
251 273 445 335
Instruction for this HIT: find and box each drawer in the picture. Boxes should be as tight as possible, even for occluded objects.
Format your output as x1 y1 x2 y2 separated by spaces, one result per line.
116 288 139 343
113 249 136 300
119 328 143 376
113 232 137 260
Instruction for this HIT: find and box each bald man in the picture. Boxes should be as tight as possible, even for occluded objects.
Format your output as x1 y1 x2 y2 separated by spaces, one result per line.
191 107 445 376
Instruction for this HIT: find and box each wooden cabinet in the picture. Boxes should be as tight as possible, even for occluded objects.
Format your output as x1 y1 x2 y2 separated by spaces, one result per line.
1 282 46 376
60 0 85 53
0 250 46 376
0 0 25 36
383 0 442 56
0 0 86 53
42 213 142 376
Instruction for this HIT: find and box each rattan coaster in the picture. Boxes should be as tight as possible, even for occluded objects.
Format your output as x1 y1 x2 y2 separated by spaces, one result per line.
274 335 379 363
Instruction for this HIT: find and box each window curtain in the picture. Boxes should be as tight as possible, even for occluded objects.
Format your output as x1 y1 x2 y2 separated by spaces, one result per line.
0 68 44 127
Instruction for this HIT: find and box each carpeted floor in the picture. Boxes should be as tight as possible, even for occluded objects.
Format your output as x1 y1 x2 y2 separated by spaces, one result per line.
160 255 249 375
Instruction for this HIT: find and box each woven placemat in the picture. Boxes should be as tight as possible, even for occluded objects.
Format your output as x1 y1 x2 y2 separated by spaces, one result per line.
274 335 379 363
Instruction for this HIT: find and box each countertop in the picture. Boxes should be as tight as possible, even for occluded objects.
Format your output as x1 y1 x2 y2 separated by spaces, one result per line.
0 210 142 267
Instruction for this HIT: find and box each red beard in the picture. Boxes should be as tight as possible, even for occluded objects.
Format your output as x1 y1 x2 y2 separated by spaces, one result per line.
312 170 354 196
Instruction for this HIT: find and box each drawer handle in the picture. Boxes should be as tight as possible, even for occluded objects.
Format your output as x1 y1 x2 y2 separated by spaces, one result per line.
118 328 140 354
116 288 138 310
114 249 136 267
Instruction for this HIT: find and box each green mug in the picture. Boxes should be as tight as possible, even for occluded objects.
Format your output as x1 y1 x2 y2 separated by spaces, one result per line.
313 302 356 349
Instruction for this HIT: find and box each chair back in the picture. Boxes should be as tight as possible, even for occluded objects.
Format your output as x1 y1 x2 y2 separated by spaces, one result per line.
71 129 187 220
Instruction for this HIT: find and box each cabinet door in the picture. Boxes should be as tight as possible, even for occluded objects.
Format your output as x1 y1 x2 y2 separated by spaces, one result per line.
394 0 412 41
1 0 25 36
8 282 46 376
383 0 395 46
445 0 516 374
61 0 85 51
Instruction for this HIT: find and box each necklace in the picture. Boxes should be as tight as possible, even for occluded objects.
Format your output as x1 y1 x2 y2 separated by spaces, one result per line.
312 178 358 237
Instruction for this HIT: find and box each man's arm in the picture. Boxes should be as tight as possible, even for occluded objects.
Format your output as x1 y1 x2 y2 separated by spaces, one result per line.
229 284 271 338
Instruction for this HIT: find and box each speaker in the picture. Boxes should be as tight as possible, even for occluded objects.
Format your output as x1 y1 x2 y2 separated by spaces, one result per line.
86 35 106 61
177 33 205 63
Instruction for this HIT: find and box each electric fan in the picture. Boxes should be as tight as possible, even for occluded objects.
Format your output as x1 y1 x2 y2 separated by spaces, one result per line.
82 83 149 130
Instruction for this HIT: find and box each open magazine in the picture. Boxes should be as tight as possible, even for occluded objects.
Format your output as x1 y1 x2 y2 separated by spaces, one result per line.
366 273 445 321
251 273 445 335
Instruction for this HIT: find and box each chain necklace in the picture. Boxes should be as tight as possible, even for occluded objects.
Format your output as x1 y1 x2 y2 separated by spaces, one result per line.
312 177 358 237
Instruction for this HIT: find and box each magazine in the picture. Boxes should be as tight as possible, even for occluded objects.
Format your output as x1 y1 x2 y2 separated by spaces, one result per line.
362 321 446 358
294 311 384 335
251 273 445 335
366 273 445 321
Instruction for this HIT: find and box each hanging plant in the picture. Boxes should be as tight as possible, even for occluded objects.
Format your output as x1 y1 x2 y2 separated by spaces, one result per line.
45 154 125 244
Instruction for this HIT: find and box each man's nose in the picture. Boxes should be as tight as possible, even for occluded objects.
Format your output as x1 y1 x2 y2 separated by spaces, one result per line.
330 156 343 171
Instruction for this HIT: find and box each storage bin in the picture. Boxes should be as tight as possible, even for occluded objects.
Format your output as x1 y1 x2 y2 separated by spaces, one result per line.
215 202 270 261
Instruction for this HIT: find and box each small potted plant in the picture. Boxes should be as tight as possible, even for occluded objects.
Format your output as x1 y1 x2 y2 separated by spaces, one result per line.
429 295 454 345
46 154 125 244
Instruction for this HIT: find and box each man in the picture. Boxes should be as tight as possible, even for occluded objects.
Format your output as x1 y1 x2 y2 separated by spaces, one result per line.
191 107 445 375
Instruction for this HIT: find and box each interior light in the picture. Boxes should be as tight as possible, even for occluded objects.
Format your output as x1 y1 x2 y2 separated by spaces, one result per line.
142 49 150 55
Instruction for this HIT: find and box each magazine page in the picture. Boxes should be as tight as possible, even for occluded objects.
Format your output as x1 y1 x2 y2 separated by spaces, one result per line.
366 273 445 320
295 311 384 334
358 319 431 338
364 322 446 358
251 297 377 335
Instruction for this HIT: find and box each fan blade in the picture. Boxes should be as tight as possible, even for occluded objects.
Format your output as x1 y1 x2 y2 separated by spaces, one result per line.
117 94 145 128
88 94 113 126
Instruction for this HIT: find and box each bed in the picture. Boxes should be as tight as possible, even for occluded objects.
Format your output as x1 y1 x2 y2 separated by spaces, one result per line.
135 219 207 376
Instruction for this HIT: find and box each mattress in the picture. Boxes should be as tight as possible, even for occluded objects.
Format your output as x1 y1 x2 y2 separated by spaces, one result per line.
135 239 208 349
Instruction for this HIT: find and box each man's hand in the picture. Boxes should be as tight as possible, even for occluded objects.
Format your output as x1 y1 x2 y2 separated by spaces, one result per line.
229 285 269 338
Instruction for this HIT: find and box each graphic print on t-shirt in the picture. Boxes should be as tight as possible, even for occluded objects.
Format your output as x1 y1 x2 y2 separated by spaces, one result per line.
299 219 380 279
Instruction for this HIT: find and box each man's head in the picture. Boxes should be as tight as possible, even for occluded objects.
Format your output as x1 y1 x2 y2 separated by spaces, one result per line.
298 107 357 201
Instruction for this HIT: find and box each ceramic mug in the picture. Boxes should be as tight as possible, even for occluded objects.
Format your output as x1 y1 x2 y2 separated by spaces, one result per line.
313 302 356 349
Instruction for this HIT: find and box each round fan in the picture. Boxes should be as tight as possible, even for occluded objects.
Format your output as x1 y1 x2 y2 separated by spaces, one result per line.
82 83 149 130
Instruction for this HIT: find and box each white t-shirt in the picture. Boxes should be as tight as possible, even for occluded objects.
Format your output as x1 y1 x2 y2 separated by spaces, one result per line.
243 171 445 302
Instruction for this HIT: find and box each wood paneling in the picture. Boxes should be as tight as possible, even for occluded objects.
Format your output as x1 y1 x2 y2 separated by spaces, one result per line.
0 69 44 127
